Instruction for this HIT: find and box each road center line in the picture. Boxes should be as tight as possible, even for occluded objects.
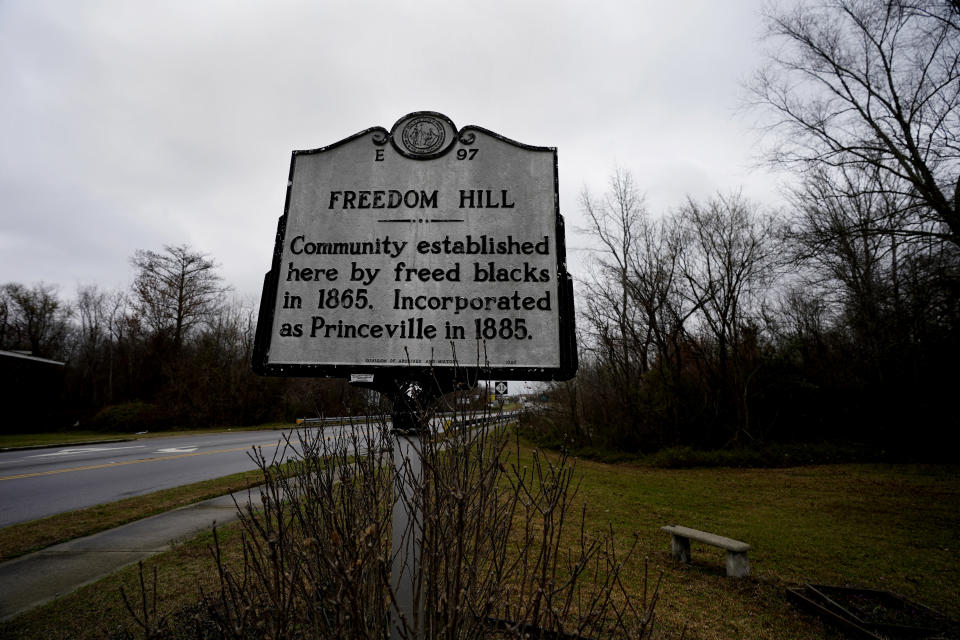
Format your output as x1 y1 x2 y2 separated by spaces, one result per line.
0 441 283 481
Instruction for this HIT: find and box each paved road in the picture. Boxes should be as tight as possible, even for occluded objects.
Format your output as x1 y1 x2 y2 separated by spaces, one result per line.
0 409 511 527
0 424 384 527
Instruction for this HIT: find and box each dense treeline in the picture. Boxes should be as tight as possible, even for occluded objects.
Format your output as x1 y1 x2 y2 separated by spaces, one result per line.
533 0 960 457
0 246 367 433
534 174 959 456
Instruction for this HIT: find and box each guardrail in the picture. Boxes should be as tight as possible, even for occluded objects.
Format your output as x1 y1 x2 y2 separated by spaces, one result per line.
295 415 376 425
296 410 520 429
438 410 518 430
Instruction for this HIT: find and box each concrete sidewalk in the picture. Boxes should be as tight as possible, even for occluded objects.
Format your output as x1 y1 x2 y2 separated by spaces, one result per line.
0 489 257 622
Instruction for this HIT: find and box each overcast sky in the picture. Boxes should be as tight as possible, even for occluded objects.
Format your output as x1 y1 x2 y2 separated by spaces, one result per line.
0 0 787 301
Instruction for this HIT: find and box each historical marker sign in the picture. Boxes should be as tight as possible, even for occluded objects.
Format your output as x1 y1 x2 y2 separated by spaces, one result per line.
253 111 577 381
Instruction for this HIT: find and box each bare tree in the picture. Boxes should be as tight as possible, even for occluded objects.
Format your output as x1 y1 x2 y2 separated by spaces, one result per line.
786 160 960 395
76 286 109 361
751 0 960 246
678 193 778 365
0 288 9 350
130 244 228 355
625 212 694 377
0 282 72 359
787 166 909 348
675 193 780 442
579 168 650 380
73 285 130 408
578 169 658 446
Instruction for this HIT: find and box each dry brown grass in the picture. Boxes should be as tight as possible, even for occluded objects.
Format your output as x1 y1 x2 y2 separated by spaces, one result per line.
2 438 958 640
0 468 265 562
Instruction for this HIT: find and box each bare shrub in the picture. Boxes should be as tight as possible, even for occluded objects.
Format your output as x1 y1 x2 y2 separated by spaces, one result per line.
125 401 661 639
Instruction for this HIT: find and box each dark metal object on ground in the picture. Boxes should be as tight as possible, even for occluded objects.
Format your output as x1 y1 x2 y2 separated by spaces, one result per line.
787 583 958 639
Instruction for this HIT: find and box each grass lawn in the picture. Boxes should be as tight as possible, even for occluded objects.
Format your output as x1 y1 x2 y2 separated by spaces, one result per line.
0 423 293 450
0 430 138 449
568 456 960 638
1 441 957 639
0 467 269 562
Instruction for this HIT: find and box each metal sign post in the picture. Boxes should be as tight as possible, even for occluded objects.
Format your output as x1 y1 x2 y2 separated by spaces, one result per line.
390 432 422 639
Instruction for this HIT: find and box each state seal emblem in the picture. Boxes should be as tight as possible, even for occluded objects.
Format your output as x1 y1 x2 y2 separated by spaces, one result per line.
401 116 445 155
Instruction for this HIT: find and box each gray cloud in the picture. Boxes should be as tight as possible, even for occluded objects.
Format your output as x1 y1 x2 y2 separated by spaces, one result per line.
0 0 785 298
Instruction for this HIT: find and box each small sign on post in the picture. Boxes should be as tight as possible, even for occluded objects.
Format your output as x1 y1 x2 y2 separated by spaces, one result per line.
494 381 508 396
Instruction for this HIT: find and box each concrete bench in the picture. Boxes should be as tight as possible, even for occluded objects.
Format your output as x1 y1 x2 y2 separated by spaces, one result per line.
661 525 750 577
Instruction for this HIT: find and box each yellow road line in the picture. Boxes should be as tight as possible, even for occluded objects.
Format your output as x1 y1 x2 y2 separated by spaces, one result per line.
0 441 283 481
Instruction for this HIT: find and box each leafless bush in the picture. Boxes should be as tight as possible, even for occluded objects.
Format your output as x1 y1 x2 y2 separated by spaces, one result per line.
119 562 169 640
125 399 661 639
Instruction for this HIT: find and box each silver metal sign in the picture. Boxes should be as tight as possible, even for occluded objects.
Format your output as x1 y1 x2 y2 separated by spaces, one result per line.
253 112 576 381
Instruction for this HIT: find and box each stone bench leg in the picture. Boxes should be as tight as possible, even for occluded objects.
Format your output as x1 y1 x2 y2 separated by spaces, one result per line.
725 551 749 577
670 535 691 563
